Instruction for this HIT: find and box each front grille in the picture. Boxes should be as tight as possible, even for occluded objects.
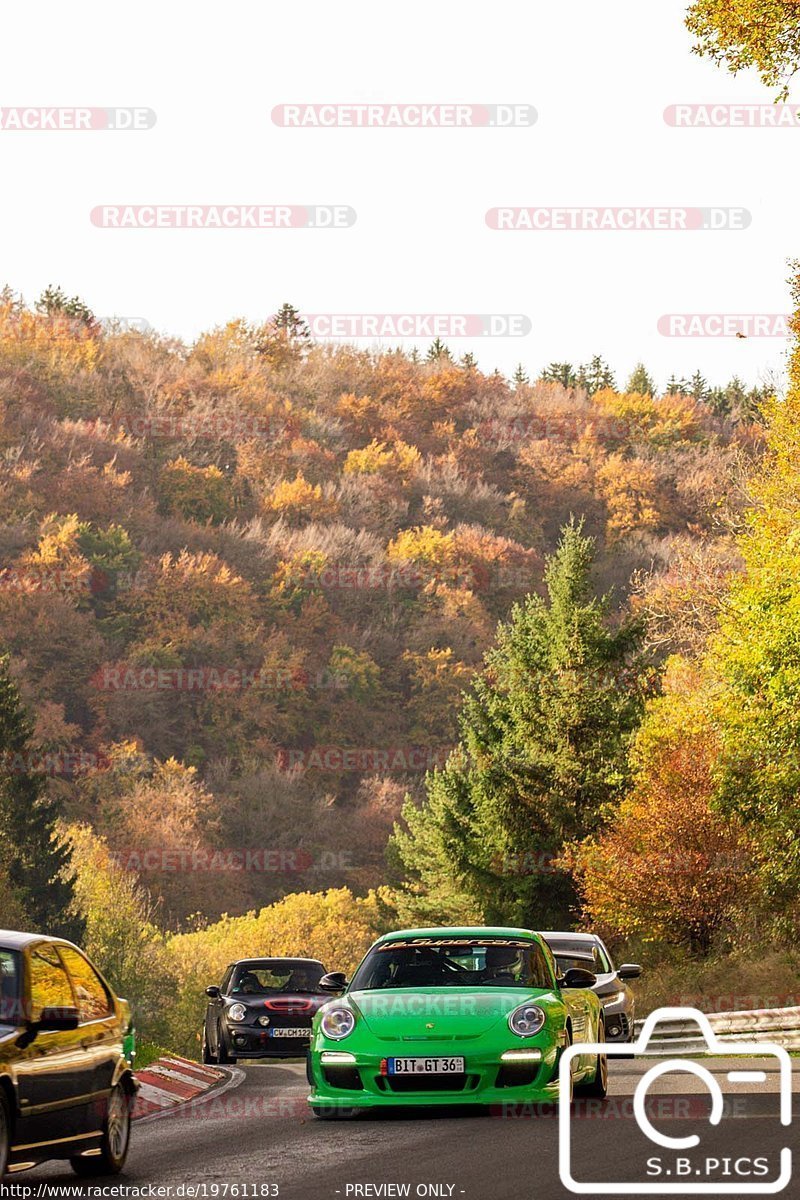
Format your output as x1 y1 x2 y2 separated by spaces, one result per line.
384 1074 469 1093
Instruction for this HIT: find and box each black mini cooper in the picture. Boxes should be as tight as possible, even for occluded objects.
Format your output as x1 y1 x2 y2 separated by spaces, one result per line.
202 957 332 1063
0 929 137 1179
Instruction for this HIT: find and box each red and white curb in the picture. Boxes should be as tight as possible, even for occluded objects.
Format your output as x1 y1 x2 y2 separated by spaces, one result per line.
133 1055 244 1122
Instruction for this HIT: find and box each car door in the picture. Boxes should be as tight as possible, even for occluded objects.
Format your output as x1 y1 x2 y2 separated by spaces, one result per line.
57 946 120 1132
13 943 95 1150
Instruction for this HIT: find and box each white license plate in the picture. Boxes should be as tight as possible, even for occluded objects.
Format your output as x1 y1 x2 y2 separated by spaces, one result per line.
387 1057 465 1074
269 1027 309 1038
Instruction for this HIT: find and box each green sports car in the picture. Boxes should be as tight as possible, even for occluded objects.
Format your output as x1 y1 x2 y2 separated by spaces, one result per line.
307 926 607 1117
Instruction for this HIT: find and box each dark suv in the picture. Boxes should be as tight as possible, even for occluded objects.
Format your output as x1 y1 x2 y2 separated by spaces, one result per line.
0 930 137 1179
203 957 330 1063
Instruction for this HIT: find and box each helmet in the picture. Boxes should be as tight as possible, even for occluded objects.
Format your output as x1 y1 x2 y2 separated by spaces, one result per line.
485 945 519 970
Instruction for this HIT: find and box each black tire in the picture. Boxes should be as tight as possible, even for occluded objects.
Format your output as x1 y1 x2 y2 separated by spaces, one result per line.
311 1105 358 1120
216 1025 232 1064
202 1027 217 1065
575 1020 608 1099
71 1082 132 1177
0 1090 11 1180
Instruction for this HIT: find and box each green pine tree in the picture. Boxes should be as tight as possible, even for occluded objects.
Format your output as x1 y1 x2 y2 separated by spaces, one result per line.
626 362 656 396
272 302 310 341
254 302 310 368
390 521 645 928
426 338 452 362
577 355 616 396
0 655 83 939
36 284 97 330
512 364 530 388
539 362 577 389
689 370 710 402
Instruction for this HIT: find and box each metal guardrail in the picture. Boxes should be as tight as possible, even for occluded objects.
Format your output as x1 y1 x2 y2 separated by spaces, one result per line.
633 1007 800 1054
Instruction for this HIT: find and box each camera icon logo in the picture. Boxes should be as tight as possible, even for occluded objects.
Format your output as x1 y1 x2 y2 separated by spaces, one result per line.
558 1006 792 1195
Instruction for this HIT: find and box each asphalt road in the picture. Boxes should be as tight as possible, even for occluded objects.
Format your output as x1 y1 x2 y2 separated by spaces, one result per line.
23 1059 800 1200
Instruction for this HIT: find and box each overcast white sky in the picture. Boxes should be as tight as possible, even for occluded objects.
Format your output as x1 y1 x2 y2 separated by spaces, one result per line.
2 0 797 390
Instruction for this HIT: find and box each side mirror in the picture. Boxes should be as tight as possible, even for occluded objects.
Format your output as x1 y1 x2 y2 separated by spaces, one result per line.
561 967 597 989
618 964 642 980
318 971 348 993
37 1006 80 1032
205 985 221 998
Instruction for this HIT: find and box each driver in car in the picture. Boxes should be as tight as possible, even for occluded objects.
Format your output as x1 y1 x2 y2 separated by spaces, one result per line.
478 945 520 983
282 968 316 992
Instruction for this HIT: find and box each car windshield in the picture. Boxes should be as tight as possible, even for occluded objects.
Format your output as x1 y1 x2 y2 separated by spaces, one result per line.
350 938 554 990
0 949 21 1026
548 943 606 974
230 960 325 995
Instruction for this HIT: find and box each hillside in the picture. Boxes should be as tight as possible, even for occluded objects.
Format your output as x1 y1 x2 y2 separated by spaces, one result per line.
0 291 761 925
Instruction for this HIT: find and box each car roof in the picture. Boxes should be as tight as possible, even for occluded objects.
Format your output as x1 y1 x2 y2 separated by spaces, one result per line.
377 926 540 942
539 931 601 943
0 929 78 951
231 957 324 966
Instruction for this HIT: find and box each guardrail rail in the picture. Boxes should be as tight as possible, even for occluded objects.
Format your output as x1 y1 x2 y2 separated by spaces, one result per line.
633 1006 800 1054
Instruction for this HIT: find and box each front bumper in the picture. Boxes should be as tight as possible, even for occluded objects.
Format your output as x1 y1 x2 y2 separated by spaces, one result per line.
601 1008 633 1042
308 1036 563 1109
225 1025 311 1057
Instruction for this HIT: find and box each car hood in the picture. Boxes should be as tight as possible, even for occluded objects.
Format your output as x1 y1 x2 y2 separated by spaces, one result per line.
347 987 558 1040
0 1025 23 1059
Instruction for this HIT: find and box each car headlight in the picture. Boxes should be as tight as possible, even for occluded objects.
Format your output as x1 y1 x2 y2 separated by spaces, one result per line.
320 1005 356 1040
602 991 626 1007
507 1003 546 1037
227 1003 247 1022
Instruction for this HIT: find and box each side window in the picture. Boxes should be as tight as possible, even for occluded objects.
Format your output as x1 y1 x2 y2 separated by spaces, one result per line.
220 966 234 992
58 947 112 1023
530 943 554 988
29 945 74 1020
0 950 21 1024
597 942 613 972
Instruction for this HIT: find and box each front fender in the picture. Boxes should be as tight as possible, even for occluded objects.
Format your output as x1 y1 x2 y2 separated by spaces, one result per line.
112 1058 140 1094
561 988 602 1045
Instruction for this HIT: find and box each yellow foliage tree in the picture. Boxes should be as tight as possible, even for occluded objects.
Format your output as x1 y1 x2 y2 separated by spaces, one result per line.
266 472 337 523
596 454 661 538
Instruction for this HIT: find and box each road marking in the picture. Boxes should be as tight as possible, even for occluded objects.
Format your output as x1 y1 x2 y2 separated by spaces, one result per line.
135 1066 246 1126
